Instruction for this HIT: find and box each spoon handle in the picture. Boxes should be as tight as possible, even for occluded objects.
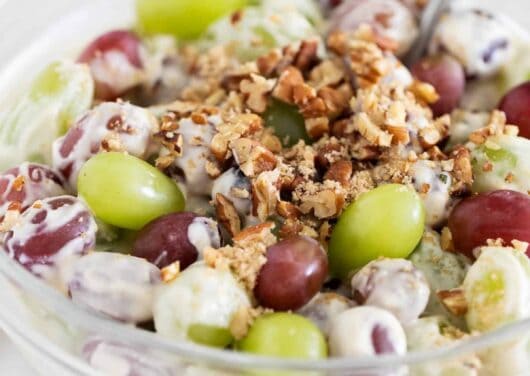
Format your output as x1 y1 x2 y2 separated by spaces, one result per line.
403 0 450 67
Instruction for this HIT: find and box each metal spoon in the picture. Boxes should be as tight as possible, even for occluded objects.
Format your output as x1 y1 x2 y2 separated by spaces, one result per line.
403 0 450 67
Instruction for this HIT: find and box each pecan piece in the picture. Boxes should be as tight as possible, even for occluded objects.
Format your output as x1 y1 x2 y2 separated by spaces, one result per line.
231 138 277 177
437 288 468 316
324 160 353 186
215 193 241 237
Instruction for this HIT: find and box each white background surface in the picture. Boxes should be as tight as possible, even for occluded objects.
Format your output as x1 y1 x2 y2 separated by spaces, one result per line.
0 1 529 375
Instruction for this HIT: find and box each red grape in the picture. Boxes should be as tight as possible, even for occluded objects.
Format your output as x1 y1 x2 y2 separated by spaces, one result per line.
0 163 65 218
498 81 530 139
411 54 465 116
78 30 144 100
448 190 530 258
372 325 395 354
52 102 155 189
254 236 328 311
132 212 221 269
3 196 97 282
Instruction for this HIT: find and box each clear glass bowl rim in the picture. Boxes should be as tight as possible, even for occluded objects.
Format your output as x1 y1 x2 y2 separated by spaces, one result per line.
1 250 530 373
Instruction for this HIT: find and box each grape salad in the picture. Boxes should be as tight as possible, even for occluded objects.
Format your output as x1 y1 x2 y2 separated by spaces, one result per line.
0 0 530 375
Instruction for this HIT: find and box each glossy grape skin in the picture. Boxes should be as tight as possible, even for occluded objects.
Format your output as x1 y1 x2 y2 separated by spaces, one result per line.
498 81 530 139
0 163 65 218
238 313 327 359
263 99 309 146
132 212 221 269
448 190 530 258
78 30 144 101
328 184 425 278
411 54 465 117
3 196 97 291
136 0 245 40
254 236 328 311
78 152 185 230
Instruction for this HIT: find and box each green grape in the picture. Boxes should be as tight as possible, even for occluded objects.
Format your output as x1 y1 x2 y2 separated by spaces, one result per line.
238 313 327 359
187 324 233 348
0 61 94 171
264 99 309 146
463 246 530 332
471 135 530 194
329 184 425 278
136 0 246 40
201 4 319 62
78 152 185 230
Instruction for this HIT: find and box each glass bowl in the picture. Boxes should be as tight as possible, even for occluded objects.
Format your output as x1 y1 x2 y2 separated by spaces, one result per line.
0 1 530 375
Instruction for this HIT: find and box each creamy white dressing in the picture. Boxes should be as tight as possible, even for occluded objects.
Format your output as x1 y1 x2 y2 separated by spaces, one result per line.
430 9 512 77
410 160 452 226
187 217 221 258
328 306 407 363
172 115 219 196
90 50 145 95
153 263 250 340
69 252 161 323
210 168 251 216
7 196 97 293
0 162 66 217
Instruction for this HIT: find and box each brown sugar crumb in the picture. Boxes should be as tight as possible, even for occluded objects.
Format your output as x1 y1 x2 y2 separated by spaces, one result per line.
205 222 276 291
505 172 515 183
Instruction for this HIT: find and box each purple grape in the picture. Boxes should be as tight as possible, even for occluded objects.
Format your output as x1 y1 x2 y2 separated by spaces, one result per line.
132 212 221 269
0 163 65 218
411 54 466 116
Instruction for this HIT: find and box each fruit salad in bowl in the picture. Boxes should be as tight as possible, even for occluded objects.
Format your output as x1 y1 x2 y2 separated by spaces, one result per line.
0 0 530 375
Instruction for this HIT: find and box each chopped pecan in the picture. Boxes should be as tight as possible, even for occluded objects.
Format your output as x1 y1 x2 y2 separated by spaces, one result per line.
276 200 301 219
293 39 319 72
324 160 353 186
450 146 473 193
437 288 468 316
318 86 349 118
240 74 275 113
305 117 330 139
272 66 304 104
298 188 345 219
409 80 439 104
257 49 283 77
251 169 280 221
233 222 276 247
215 193 241 237
309 60 345 89
279 219 304 239
354 112 393 147
231 138 277 177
